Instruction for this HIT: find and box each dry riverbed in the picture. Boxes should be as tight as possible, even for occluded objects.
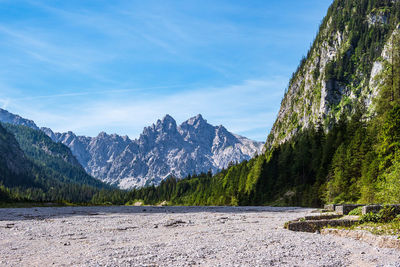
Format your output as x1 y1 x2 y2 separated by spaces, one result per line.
0 206 399 266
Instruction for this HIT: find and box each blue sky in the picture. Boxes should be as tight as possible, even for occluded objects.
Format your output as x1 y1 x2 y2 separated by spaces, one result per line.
0 0 332 141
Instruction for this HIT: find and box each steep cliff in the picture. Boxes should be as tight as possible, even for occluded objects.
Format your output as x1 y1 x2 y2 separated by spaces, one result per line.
267 0 400 147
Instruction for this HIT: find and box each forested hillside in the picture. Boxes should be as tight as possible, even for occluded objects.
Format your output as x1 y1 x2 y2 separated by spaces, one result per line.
0 123 111 203
268 0 400 146
0 123 37 201
4 124 107 189
109 0 400 207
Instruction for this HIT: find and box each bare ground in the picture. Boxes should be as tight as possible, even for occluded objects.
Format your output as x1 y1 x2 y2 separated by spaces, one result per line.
0 206 399 267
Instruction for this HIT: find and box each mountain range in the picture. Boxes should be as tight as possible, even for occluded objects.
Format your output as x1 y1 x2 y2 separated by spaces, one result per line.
0 108 263 188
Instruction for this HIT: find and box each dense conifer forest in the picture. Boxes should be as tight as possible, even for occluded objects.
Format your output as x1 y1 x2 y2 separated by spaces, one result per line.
0 123 110 204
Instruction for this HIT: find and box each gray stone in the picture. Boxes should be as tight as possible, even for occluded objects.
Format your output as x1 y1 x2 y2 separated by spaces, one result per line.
335 205 364 215
362 205 400 215
304 214 343 221
286 219 359 233
324 204 337 211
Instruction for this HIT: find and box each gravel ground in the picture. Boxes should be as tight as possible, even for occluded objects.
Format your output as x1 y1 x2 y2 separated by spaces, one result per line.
0 206 399 267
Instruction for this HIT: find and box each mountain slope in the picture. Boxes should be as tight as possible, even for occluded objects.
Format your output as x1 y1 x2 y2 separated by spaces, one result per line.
3 123 109 189
47 114 263 188
0 124 35 189
267 0 400 147
0 123 111 203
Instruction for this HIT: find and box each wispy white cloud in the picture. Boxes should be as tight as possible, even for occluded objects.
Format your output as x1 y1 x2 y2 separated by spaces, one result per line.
21 0 308 77
0 24 116 83
9 77 286 141
13 84 191 101
0 98 10 109
0 0 332 141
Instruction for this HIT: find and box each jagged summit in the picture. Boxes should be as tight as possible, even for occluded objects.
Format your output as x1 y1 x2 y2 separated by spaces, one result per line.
53 114 264 188
157 114 175 125
97 131 109 138
162 114 175 122
156 114 177 131
184 114 206 126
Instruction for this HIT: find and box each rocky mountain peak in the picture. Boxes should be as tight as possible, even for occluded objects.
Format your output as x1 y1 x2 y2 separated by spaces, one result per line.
60 114 263 188
156 114 177 131
41 127 56 140
213 125 237 148
97 131 109 138
179 114 215 145
185 114 206 127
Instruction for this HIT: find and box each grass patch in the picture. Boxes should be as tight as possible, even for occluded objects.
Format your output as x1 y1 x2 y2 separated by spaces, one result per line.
348 206 362 216
325 205 400 238
354 220 400 237
327 220 400 237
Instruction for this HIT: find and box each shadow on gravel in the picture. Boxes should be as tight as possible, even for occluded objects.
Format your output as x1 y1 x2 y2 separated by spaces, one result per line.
0 206 310 221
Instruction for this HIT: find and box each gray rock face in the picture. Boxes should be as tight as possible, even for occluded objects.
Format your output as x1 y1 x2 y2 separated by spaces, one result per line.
50 114 263 189
0 108 39 130
0 109 263 189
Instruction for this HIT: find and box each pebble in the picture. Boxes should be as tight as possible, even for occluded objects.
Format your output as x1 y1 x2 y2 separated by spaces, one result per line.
0 206 399 266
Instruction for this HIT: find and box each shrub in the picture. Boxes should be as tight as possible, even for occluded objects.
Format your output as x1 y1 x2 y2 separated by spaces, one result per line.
349 206 362 216
359 206 398 224
378 205 397 223
360 212 381 223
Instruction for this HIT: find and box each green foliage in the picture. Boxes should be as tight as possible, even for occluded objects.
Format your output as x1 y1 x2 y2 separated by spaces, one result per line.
0 184 11 202
0 123 114 204
360 206 398 224
377 154 400 203
360 212 381 223
378 205 397 223
3 123 107 189
348 206 363 216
